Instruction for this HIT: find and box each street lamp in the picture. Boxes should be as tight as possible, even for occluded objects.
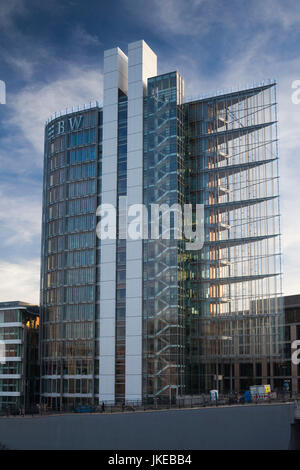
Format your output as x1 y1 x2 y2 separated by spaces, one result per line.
215 336 232 394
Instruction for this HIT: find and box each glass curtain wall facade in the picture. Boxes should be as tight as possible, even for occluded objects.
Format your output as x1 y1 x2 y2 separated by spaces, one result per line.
115 91 128 402
184 84 283 394
41 104 102 409
143 72 186 403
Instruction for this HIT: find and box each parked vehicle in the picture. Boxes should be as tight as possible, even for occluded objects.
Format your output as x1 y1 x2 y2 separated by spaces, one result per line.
72 405 95 413
249 384 271 401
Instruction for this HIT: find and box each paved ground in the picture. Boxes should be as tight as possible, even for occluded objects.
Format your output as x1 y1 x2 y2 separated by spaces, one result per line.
0 402 295 449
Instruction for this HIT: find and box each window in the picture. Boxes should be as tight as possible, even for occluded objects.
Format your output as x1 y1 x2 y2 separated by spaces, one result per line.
0 327 21 340
67 232 94 250
67 180 96 198
65 250 95 267
68 146 96 165
65 286 94 303
66 215 95 233
0 310 21 323
67 163 96 181
66 197 96 216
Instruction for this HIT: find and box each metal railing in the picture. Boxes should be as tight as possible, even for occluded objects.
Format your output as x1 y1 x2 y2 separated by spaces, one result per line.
45 101 102 125
0 392 297 417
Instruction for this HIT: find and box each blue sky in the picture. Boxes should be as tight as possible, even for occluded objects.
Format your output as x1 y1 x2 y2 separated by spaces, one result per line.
0 0 299 302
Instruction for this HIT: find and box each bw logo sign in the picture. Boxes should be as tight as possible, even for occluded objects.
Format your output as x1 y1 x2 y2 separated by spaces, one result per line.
0 80 6 104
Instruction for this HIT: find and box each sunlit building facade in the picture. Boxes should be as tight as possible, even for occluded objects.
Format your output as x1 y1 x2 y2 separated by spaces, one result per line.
40 40 283 408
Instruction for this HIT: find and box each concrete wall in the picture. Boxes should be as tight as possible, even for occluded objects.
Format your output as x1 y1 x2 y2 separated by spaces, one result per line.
0 403 295 450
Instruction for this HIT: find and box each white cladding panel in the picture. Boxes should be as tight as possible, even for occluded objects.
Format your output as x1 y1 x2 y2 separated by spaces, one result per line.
99 47 128 404
125 40 157 403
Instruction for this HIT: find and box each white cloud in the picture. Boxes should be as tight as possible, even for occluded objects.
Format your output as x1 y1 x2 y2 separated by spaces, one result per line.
149 0 209 36
0 0 27 30
72 25 102 47
4 56 36 80
4 64 102 167
125 0 300 40
0 184 41 246
259 0 300 30
125 0 218 37
0 259 40 304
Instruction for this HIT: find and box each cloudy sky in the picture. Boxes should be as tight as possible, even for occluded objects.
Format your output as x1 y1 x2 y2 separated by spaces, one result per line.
0 0 299 303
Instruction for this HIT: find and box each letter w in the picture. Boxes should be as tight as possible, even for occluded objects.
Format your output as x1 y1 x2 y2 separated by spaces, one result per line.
69 115 83 131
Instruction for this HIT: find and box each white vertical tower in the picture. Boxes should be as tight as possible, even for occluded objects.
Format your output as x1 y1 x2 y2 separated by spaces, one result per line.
99 47 128 403
125 41 157 402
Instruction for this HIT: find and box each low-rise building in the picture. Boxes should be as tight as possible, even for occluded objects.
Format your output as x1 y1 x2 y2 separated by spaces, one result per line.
213 295 300 396
0 301 39 412
280 294 300 395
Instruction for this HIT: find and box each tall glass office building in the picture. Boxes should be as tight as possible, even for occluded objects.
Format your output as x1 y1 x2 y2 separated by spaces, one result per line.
41 103 102 408
40 40 283 408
